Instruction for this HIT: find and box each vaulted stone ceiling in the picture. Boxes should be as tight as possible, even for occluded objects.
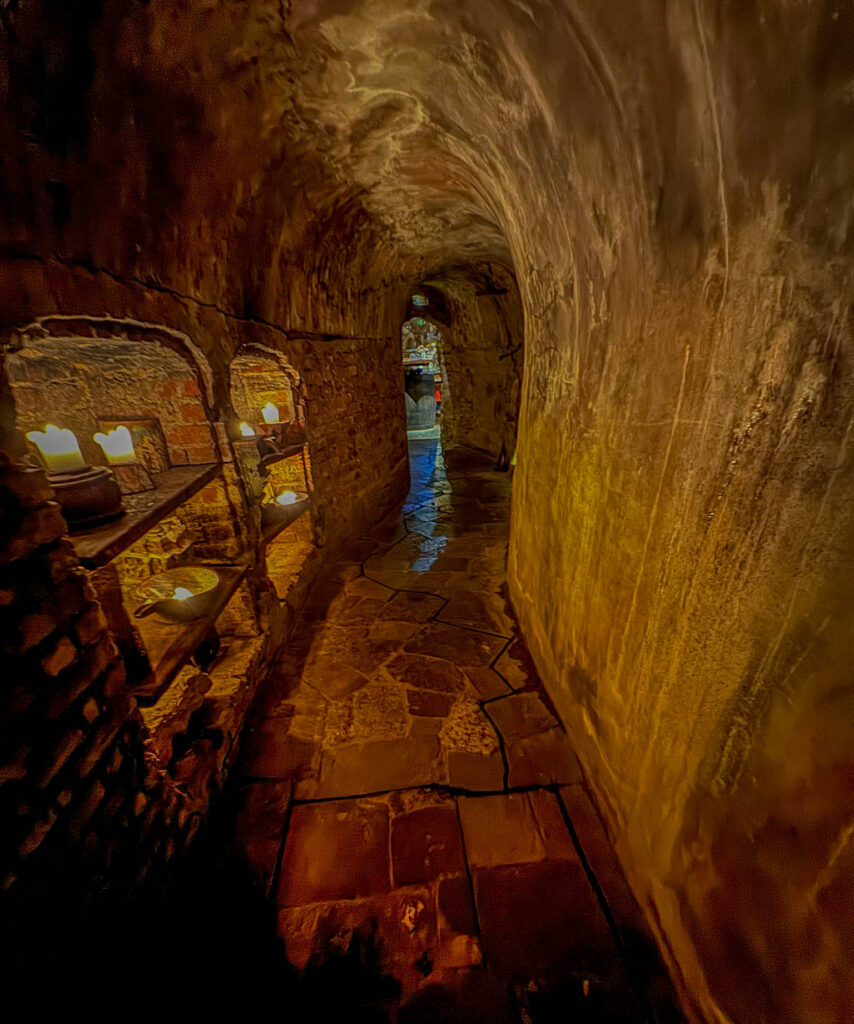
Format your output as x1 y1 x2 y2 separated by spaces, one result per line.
2 4 854 1023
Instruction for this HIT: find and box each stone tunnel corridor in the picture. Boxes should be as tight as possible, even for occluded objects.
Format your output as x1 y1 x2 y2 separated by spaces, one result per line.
232 437 669 1022
3 3 854 1023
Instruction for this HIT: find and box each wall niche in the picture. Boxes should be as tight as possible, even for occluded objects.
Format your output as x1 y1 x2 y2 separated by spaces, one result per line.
5 317 262 805
228 346 316 604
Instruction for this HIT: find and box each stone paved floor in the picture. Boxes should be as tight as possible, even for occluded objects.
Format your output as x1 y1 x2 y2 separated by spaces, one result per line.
234 440 685 1024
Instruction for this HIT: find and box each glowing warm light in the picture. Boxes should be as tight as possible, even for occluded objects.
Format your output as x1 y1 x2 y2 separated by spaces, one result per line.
26 424 86 474
261 403 279 424
276 490 299 506
239 422 255 437
93 425 137 466
173 587 194 601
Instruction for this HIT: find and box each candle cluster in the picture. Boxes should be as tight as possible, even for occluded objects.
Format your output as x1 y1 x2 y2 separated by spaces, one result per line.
26 423 140 473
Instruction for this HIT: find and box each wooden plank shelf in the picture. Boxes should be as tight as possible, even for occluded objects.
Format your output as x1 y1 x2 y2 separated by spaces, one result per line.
71 463 221 569
129 564 247 706
260 496 311 546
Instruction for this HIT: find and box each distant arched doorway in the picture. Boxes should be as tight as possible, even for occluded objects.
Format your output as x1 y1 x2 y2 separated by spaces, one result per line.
401 314 446 434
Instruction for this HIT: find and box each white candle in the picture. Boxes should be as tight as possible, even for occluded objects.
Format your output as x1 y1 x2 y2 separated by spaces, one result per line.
276 490 298 506
239 422 256 437
261 403 279 424
93 425 137 466
26 424 86 474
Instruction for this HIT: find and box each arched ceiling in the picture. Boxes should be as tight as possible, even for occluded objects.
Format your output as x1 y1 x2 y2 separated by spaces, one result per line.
3 1 852 327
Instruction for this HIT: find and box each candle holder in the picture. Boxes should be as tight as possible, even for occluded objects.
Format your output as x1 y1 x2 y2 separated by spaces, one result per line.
48 465 124 528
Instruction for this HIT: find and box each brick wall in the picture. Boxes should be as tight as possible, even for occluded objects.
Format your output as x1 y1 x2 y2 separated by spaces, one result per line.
0 268 410 928
0 459 194 914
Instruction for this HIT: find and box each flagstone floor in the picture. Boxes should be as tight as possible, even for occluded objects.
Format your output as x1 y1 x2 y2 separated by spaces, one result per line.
234 439 684 1024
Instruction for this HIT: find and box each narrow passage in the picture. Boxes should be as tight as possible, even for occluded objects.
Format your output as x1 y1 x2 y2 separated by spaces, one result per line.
235 440 682 1023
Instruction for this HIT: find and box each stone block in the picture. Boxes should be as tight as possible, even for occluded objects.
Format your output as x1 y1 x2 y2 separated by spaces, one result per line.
446 750 505 792
406 689 454 717
4 504 66 563
437 873 479 939
314 724 444 799
386 653 466 693
461 666 511 700
39 728 86 788
4 467 53 508
437 590 515 638
404 623 505 667
505 728 582 789
235 779 293 840
8 612 55 654
68 778 107 839
493 638 539 690
18 808 58 858
559 785 650 939
472 859 623 982
486 691 558 742
279 799 391 906
73 604 108 648
378 591 444 623
391 804 465 886
40 635 77 677
458 792 547 868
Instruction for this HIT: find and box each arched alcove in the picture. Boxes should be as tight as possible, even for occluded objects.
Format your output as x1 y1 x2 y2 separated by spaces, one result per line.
3 316 262 802
227 346 315 603
7 317 217 470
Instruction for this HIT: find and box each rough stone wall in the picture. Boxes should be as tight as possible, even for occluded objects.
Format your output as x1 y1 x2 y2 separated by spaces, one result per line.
433 269 523 458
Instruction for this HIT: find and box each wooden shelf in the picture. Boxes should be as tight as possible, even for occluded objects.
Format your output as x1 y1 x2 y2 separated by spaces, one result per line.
129 564 247 705
260 496 311 545
71 463 221 569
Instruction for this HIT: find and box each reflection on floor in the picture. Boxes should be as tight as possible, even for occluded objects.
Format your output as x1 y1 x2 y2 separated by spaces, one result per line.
232 440 686 1023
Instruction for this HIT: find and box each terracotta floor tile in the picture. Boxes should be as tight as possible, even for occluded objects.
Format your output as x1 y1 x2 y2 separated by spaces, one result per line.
472 859 618 977
278 799 391 906
391 804 466 885
458 792 547 868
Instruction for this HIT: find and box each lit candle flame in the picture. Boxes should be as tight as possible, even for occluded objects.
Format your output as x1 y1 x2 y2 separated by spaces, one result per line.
25 424 86 474
239 422 255 437
173 587 194 600
276 490 299 506
93 425 137 466
261 403 279 424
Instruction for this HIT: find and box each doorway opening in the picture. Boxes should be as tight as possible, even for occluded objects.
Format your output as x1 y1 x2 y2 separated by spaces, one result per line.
401 314 446 440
